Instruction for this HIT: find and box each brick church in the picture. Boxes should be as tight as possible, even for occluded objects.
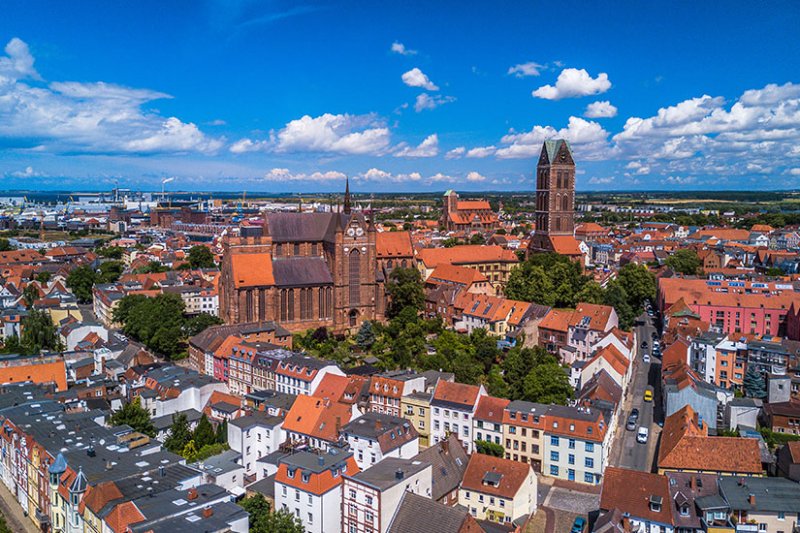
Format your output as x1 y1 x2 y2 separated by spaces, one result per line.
219 181 388 334
440 190 499 232
528 139 584 263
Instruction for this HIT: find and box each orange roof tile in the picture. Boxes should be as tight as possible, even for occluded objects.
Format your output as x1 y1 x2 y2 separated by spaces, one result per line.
376 231 414 258
538 308 573 334
105 501 145 533
474 395 510 424
461 453 532 498
312 374 350 403
417 245 518 268
601 467 673 524
230 252 275 288
282 395 352 442
275 455 359 496
0 359 67 392
456 200 492 211
548 235 583 256
429 264 488 286
570 303 615 330
432 380 482 408
586 344 629 377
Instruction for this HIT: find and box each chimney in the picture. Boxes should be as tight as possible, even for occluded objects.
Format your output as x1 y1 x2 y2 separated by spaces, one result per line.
87 446 95 457
748 493 756 506
188 488 198 501
690 476 696 491
158 466 166 478
202 506 213 519
105 460 113 471
318 455 325 466
395 469 404 480
335 416 342 434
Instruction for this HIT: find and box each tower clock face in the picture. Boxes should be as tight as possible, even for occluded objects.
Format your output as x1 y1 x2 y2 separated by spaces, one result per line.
347 228 355 236
356 227 364 236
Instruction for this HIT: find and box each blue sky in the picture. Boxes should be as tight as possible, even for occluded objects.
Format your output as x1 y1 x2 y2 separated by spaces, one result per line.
1 0 799 192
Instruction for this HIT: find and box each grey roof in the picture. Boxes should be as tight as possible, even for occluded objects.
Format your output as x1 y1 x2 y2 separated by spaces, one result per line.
49 452 67 475
341 411 412 439
265 212 351 243
244 389 297 411
719 476 800 512
70 467 88 493
279 447 353 475
152 409 203 431
412 434 468 502
192 449 242 476
272 257 333 287
228 411 284 430
543 138 572 162
349 457 430 491
132 501 248 533
388 492 469 533
246 473 276 498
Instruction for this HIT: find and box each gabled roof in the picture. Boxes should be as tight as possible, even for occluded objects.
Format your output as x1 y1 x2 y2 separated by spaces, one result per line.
473 395 510 424
376 231 414 258
388 492 474 533
282 395 352 442
417 245 518 268
412 434 469 501
230 253 274 288
600 467 673 525
431 380 483 409
272 257 333 287
460 453 532 499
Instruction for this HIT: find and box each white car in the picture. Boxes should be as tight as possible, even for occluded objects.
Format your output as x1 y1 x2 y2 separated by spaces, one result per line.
643 353 651 364
637 427 649 444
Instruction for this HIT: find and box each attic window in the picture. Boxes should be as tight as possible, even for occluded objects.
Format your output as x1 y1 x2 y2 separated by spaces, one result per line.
649 495 663 512
482 472 502 487
569 424 575 432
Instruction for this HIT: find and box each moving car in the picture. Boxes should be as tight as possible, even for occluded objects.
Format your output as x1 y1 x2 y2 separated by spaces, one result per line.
637 427 649 444
631 408 640 419
626 416 637 431
643 353 651 364
571 517 587 533
644 387 654 402
641 341 649 349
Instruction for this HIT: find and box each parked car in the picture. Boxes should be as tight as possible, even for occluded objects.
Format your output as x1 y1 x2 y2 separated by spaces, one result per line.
631 408 640 419
626 416 637 431
637 427 649 444
571 516 587 533
652 331 658 340
643 353 651 364
644 387 654 402
641 341 649 349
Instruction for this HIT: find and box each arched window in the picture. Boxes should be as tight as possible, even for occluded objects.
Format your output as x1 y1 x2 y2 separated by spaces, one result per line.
349 250 361 305
287 289 295 321
401 259 408 268
349 309 358 327
562 195 569 211
299 288 307 319
280 289 287 321
318 287 324 319
326 287 333 317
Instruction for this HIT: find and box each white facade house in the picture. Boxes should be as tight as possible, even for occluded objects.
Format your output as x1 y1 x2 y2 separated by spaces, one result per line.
341 412 420 471
430 380 487 453
541 405 611 486
274 354 345 396
274 450 358 533
227 412 284 477
341 458 433 533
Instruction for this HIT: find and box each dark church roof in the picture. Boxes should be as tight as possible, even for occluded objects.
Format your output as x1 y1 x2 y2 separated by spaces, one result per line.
272 257 333 287
266 212 351 243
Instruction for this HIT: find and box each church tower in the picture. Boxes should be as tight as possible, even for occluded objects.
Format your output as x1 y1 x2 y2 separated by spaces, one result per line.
529 139 576 253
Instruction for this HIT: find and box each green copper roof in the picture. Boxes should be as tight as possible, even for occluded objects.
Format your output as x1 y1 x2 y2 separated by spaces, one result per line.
544 139 573 162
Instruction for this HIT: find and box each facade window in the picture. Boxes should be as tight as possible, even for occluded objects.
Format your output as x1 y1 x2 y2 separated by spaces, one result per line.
585 457 594 469
584 472 594 484
568 438 575 449
349 250 361 305
585 442 594 453
550 436 559 446
287 289 295 321
550 451 559 462
568 454 575 465
550 465 559 476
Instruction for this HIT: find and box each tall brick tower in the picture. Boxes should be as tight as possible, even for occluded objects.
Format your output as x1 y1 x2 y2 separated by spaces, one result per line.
529 139 581 259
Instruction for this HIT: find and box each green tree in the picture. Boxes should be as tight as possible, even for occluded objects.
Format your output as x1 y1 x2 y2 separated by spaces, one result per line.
187 245 216 269
575 281 605 305
22 284 40 307
522 356 573 405
469 328 500 374
239 494 305 533
21 308 63 353
193 414 217 448
666 249 702 276
164 413 193 454
502 346 550 400
35 271 51 283
505 263 555 305
96 246 124 259
616 263 656 310
134 261 169 274
110 397 156 437
0 238 13 252
442 237 461 248
475 439 505 457
603 281 636 330
743 366 766 399
469 233 486 245
116 293 188 358
98 261 124 283
182 440 199 462
184 313 224 337
66 265 97 303
355 321 376 350
215 419 228 444
485 366 509 399
386 267 425 318
112 294 149 325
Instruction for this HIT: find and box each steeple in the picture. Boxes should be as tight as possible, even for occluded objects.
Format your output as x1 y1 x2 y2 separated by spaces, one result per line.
343 176 352 215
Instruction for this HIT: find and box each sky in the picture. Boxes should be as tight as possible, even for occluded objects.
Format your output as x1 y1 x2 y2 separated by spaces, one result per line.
1 0 800 193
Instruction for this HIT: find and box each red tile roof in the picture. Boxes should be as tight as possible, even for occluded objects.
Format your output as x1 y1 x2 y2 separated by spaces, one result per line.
460 453 532 498
0 359 67 392
230 253 275 288
432 380 483 408
105 501 145 533
417 245 518 268
283 395 352 442
473 396 510 424
376 231 414 258
601 467 674 524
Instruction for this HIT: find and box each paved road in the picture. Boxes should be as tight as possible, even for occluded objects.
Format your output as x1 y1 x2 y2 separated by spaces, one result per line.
0 481 37 533
610 311 661 472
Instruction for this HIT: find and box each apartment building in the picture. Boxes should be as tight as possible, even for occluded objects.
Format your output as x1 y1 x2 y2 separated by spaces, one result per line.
542 405 610 485
502 400 549 472
430 380 487 453
459 453 538 525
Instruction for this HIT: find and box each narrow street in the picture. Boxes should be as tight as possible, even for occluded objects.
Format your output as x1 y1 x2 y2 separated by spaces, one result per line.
609 311 661 472
0 481 38 533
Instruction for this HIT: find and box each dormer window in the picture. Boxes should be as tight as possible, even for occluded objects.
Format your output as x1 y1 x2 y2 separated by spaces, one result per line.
680 505 689 516
302 473 310 483
649 495 663 513
287 468 296 479
569 424 575 432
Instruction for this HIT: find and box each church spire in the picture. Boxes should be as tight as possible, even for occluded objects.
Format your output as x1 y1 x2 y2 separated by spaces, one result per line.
343 176 352 215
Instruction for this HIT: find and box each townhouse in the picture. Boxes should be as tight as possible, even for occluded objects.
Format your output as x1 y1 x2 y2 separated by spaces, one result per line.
341 457 432 533
455 292 533 340
459 453 537 525
274 448 359 533
227 411 285 479
502 400 550 472
430 380 487 453
368 371 426 417
538 303 618 363
718 476 800 533
472 395 509 447
689 332 747 389
576 344 631 391
412 434 469 506
275 353 345 396
341 412 420 471
416 245 519 292
401 391 432 448
281 394 353 451
187 320 292 376
599 467 675 533
542 404 610 485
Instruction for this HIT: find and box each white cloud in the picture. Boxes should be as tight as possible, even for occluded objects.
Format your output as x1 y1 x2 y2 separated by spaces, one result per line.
229 138 270 154
415 93 456 112
665 176 696 185
788 168 800 176
394 134 439 157
207 119 226 126
274 113 391 155
588 176 614 185
0 38 221 154
495 116 610 160
358 168 423 183
466 171 486 182
7 166 44 178
445 146 465 159
429 172 457 183
533 68 611 100
402 68 439 91
391 41 416 56
507 62 544 77
585 100 618 118
465 145 495 158
262 168 347 182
